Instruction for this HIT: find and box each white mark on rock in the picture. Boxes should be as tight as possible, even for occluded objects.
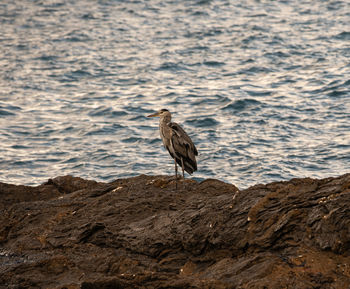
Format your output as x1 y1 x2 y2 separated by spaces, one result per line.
112 186 123 193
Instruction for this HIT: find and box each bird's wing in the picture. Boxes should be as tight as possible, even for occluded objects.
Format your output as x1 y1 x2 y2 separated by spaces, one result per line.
168 122 198 156
168 122 198 174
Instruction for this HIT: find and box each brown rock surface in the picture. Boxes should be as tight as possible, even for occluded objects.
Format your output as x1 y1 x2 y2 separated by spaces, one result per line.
1 174 350 288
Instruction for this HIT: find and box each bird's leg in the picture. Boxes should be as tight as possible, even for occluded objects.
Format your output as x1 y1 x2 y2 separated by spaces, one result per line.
180 157 185 179
174 158 178 190
180 157 185 191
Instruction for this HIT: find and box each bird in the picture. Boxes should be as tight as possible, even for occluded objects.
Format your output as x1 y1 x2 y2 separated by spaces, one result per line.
147 109 198 188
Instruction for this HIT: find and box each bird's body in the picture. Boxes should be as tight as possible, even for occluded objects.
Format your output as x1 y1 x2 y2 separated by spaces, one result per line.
147 109 198 186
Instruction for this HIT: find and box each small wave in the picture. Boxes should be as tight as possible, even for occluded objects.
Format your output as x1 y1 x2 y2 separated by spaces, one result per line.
70 70 92 77
156 62 189 72
241 34 268 44
0 109 16 117
203 61 225 67
221 99 262 112
81 13 97 20
263 51 290 59
191 11 209 16
11 144 31 149
121 137 142 143
12 160 35 167
247 13 268 18
63 157 80 164
327 90 348 97
245 90 273 97
61 69 92 82
59 31 92 42
309 79 350 96
84 126 120 136
112 110 128 117
186 117 219 128
8 128 31 136
192 94 231 106
184 28 223 39
88 107 112 117
35 55 58 62
0 103 21 112
334 31 350 40
251 25 269 32
195 0 212 5
129 115 149 121
185 45 209 53
237 66 274 75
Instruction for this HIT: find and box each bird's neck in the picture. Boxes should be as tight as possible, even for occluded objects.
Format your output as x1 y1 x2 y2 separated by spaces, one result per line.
160 115 171 124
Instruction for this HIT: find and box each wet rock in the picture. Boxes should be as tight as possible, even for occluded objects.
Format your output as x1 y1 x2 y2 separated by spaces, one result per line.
0 174 350 288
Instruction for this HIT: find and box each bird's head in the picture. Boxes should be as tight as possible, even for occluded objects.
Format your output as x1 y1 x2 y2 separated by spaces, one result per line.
147 109 171 118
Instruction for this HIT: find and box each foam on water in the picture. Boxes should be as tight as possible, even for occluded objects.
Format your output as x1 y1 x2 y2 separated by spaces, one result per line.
1 0 349 189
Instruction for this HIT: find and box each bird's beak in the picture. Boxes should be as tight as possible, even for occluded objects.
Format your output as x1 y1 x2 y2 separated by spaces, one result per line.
147 112 160 117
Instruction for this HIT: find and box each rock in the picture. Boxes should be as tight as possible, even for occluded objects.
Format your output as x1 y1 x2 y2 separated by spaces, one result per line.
0 174 350 288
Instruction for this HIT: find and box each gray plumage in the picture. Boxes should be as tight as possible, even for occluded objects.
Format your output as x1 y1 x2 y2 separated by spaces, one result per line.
147 109 198 183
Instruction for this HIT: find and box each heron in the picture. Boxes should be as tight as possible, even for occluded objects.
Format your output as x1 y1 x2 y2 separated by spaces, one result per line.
147 109 198 188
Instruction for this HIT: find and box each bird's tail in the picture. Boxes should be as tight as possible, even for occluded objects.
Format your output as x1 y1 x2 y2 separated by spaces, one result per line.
176 156 197 175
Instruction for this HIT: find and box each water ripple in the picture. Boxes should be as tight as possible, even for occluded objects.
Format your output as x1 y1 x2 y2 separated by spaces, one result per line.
221 99 263 112
1 0 349 188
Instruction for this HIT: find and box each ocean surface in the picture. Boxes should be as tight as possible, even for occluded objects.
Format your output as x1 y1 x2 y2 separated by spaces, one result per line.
1 0 349 189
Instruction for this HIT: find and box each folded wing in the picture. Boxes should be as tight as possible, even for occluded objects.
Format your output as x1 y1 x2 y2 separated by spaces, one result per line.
168 122 198 175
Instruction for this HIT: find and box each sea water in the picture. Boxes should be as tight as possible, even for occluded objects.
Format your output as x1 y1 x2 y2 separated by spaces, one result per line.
1 0 349 189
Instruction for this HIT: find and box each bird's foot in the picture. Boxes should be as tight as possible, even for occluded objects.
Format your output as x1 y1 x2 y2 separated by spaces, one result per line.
167 175 182 182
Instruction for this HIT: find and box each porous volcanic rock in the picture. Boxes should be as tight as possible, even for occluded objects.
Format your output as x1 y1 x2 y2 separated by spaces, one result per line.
1 174 350 288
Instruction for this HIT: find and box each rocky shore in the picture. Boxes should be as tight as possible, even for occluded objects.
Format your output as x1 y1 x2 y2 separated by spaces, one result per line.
1 174 350 288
